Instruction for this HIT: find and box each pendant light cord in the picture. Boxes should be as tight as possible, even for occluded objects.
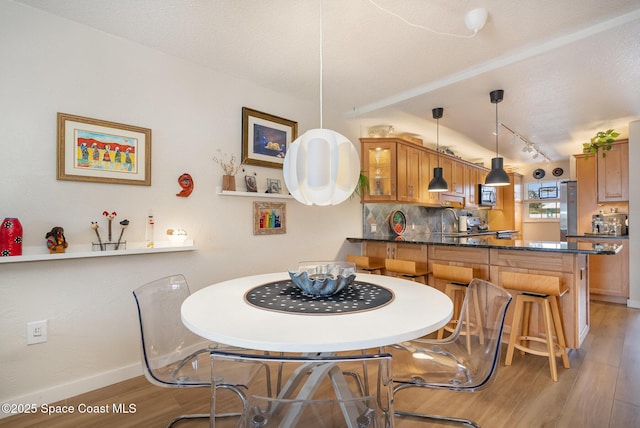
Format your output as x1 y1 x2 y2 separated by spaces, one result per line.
495 102 499 157
436 117 440 167
319 0 323 129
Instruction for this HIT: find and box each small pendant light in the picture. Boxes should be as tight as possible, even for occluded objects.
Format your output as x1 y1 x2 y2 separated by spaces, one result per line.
485 89 510 186
428 107 449 192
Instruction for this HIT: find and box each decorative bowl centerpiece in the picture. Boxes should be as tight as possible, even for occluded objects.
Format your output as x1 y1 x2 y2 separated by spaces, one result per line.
288 261 356 296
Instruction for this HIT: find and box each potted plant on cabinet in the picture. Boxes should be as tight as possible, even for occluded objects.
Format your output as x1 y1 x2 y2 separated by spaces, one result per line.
583 129 620 157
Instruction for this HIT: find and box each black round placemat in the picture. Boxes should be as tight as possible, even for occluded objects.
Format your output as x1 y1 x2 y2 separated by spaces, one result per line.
244 280 394 315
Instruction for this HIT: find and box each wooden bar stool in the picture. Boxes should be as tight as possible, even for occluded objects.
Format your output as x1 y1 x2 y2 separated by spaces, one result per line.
346 254 385 275
502 271 570 382
384 259 429 284
433 264 483 351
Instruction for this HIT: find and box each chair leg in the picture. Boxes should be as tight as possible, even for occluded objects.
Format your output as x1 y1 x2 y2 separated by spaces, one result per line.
541 299 559 382
395 410 480 427
505 295 524 366
550 296 570 369
520 300 531 355
470 286 485 345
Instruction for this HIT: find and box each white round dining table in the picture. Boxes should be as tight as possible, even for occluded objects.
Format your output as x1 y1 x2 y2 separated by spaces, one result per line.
181 272 453 353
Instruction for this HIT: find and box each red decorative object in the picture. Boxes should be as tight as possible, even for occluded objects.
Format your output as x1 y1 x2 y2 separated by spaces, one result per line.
176 173 194 197
1 218 23 256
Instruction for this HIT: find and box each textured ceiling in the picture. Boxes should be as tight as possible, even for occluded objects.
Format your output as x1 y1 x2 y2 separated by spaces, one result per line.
15 0 640 169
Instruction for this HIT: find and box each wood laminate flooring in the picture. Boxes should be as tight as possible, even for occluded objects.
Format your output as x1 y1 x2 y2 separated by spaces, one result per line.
1 301 639 427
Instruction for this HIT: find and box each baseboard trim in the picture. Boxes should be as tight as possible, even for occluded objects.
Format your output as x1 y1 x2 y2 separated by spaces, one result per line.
627 299 640 309
0 363 142 419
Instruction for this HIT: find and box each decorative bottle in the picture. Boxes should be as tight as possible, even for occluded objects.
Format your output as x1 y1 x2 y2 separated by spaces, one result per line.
146 215 154 248
1 218 23 256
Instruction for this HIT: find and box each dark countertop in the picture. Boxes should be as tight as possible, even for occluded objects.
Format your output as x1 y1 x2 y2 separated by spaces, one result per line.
567 234 628 240
347 234 623 255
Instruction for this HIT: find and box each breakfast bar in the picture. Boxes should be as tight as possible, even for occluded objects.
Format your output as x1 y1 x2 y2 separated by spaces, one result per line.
347 234 623 349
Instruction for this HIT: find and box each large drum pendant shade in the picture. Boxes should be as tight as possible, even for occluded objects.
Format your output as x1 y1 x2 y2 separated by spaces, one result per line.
283 129 360 206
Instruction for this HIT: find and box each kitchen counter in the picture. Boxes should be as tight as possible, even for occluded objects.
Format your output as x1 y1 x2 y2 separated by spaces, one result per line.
347 234 623 255
567 234 628 240
349 234 623 349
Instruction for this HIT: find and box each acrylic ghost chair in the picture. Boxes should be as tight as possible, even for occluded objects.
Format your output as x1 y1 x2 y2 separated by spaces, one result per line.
387 278 512 427
133 274 250 427
209 349 394 428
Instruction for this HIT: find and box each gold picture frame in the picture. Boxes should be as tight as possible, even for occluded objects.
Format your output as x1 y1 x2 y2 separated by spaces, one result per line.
242 107 297 169
57 113 152 185
253 201 286 235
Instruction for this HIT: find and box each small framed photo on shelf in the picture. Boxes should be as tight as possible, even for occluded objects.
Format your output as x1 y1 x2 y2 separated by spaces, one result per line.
242 107 297 169
253 202 286 235
245 175 257 192
266 178 281 194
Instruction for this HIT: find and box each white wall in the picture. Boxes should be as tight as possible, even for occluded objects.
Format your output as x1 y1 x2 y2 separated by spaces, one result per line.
0 2 362 406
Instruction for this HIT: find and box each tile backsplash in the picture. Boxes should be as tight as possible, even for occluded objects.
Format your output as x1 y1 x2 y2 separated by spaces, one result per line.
362 204 488 237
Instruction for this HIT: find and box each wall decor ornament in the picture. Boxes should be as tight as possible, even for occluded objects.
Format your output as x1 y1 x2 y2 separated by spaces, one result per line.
253 201 286 235
57 113 151 185
176 173 194 197
242 107 298 169
45 226 68 253
1 218 23 256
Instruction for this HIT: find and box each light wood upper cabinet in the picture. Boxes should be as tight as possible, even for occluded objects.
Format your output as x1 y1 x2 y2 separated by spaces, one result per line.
359 137 489 207
466 165 478 208
396 143 421 202
597 141 629 202
420 151 441 205
361 140 396 202
449 160 466 197
575 140 629 234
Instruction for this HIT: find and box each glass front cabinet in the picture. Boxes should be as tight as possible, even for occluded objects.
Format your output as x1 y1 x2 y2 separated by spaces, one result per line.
361 140 396 202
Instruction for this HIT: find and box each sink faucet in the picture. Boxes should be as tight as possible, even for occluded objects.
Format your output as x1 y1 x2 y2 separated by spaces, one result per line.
441 208 459 233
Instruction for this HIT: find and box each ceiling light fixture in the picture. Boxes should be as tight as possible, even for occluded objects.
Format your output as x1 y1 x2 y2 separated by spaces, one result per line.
464 8 489 34
485 89 510 186
366 0 487 38
428 107 448 192
283 0 360 206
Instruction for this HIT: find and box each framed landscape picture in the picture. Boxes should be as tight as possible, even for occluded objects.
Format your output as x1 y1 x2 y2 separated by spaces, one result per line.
57 113 151 185
242 107 297 169
253 201 286 235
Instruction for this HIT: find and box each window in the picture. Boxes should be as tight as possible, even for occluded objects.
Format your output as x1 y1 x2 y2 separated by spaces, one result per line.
524 180 560 220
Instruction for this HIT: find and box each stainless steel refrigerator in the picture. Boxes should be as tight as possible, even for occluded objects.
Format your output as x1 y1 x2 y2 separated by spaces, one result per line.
559 180 578 241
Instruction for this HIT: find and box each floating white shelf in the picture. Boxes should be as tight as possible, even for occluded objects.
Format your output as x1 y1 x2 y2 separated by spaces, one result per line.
0 240 197 264
216 186 293 199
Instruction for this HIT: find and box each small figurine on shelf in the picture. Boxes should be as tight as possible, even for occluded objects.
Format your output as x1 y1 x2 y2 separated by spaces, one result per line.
45 226 68 253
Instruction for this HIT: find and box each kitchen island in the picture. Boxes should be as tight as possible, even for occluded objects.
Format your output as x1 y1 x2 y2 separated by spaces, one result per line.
347 234 623 348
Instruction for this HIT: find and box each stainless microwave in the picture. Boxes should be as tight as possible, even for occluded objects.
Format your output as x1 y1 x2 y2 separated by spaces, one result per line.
478 184 497 206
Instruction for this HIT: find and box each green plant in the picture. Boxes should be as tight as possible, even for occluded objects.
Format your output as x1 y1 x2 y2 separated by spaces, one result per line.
583 129 620 157
352 172 370 199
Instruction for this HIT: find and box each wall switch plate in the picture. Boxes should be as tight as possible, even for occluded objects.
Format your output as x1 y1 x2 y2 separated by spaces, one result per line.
27 320 47 345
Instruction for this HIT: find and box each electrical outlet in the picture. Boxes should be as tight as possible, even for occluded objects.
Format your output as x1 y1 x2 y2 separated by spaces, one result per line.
27 320 47 345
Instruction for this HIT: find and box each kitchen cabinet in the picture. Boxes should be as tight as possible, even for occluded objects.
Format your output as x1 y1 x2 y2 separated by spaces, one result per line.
420 151 441 205
488 172 522 236
448 159 466 197
361 140 396 202
360 138 488 207
597 141 629 202
568 236 629 304
396 142 421 202
574 148 628 235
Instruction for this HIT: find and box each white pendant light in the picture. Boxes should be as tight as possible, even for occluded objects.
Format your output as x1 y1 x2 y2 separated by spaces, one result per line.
283 0 360 206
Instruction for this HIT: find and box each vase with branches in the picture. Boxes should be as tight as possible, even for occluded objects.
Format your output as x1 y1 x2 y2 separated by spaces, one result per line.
213 150 244 191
